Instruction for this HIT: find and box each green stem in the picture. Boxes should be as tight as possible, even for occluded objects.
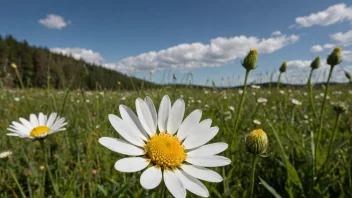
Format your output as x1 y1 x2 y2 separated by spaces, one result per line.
326 112 341 161
315 65 334 172
230 69 250 147
277 72 282 90
9 168 26 198
40 140 60 196
307 69 318 119
249 155 257 198
14 68 25 89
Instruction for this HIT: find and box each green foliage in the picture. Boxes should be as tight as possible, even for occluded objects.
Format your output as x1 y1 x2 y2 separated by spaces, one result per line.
0 35 155 90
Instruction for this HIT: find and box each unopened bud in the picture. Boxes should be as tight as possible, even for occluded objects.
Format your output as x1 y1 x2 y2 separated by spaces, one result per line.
327 48 342 67
279 61 287 73
245 129 268 155
311 56 320 70
11 63 17 69
242 49 258 71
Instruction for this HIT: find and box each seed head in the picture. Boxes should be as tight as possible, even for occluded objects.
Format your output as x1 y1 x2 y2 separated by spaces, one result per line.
279 61 287 73
311 56 320 70
327 47 342 67
242 49 258 71
245 129 268 155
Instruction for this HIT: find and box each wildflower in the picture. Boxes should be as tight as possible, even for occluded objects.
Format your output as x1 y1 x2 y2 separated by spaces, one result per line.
117 81 121 85
327 47 342 67
291 98 302 106
229 106 235 111
311 56 320 70
14 97 20 102
245 129 268 155
279 61 287 73
257 98 268 104
238 90 244 94
99 96 230 197
0 151 12 159
242 49 258 71
92 170 97 175
279 90 284 94
121 97 126 100
11 63 17 69
331 101 349 114
253 119 261 125
7 113 67 139
40 166 45 171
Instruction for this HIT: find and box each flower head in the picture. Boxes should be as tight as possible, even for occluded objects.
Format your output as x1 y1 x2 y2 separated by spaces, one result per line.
331 101 349 114
0 151 12 159
245 129 268 155
291 98 302 106
253 119 261 125
11 63 17 69
7 113 67 139
327 47 342 66
242 49 258 71
99 96 230 197
257 98 268 104
311 56 320 70
279 61 287 73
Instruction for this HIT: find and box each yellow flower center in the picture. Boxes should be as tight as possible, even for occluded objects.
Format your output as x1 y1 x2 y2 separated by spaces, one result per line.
30 126 50 137
333 47 341 53
250 49 258 55
250 129 265 136
145 132 186 169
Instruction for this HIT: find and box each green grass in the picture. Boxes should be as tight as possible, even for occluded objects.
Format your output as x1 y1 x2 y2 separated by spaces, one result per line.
0 85 351 197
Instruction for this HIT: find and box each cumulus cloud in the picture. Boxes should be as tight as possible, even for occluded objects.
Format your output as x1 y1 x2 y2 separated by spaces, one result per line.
343 50 352 61
330 30 352 45
50 48 104 64
39 14 70 29
294 3 352 28
323 43 335 49
271 31 282 36
105 34 299 73
311 45 324 53
286 60 329 70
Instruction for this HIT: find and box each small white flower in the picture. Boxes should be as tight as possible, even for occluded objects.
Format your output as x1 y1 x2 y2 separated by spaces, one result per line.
253 119 261 125
229 106 235 111
197 100 202 104
86 100 90 103
0 151 12 159
99 96 230 198
292 98 302 106
7 113 67 139
14 97 20 102
121 97 126 101
238 90 243 94
257 98 268 104
279 90 285 94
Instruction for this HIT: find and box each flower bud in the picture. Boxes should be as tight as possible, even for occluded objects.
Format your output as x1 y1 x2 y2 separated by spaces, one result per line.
332 101 349 114
242 49 258 71
310 56 320 70
11 63 17 69
327 48 342 67
245 129 268 155
279 61 287 73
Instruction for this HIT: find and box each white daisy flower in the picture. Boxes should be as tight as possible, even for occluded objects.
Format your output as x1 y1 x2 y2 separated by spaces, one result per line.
0 151 12 159
253 119 261 125
291 98 302 106
7 113 67 139
257 98 268 104
99 95 230 198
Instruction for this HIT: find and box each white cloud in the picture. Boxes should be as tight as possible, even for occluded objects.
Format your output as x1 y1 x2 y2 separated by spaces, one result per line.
39 14 70 29
323 43 335 49
343 50 352 61
105 34 299 73
294 3 352 28
330 30 352 45
271 31 282 36
310 45 324 53
50 48 104 64
287 60 328 69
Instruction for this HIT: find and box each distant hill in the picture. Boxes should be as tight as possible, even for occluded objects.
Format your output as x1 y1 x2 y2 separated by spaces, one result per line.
0 35 155 90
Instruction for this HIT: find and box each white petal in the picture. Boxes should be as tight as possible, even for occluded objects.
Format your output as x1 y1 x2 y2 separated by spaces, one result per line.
158 95 171 133
177 109 202 140
38 113 45 126
46 113 57 128
119 105 148 140
140 166 162 189
167 99 185 135
109 114 145 147
183 127 219 149
136 98 156 136
187 143 228 157
99 137 144 156
186 156 231 167
114 157 149 172
164 170 186 198
181 165 223 182
174 169 209 197
30 114 39 127
11 122 30 135
19 118 33 130
145 96 157 130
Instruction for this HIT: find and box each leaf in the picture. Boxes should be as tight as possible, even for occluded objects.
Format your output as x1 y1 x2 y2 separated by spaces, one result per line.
286 161 303 192
259 177 282 198
96 184 108 196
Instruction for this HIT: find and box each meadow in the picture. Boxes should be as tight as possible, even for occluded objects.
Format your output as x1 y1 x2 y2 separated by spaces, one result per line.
0 49 352 198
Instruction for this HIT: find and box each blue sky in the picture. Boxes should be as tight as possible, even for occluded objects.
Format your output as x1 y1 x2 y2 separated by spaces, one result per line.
1 0 351 85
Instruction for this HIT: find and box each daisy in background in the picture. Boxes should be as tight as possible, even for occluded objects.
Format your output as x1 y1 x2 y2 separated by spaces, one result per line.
0 151 12 159
7 112 67 139
291 98 302 106
99 95 230 198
